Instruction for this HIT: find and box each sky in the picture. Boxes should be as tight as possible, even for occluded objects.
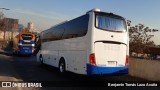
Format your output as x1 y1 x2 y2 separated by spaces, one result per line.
0 0 160 44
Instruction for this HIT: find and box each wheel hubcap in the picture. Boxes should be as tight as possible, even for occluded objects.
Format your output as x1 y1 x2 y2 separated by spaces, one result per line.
60 63 64 72
40 57 43 63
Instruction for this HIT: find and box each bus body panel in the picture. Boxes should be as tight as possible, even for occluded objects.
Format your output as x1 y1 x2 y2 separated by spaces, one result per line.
85 10 129 75
87 64 128 75
59 50 87 74
93 29 128 67
19 46 33 55
40 37 88 74
37 9 129 75
94 42 127 67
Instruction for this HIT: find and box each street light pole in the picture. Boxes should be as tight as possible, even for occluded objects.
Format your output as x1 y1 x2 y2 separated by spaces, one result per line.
0 8 10 19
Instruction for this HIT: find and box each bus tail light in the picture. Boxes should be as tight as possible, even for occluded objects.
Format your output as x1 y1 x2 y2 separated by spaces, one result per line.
32 48 35 53
90 53 96 66
18 47 20 51
125 55 129 66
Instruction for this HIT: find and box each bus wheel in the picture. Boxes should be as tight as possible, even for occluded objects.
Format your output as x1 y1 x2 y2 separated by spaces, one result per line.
39 55 44 65
59 60 66 74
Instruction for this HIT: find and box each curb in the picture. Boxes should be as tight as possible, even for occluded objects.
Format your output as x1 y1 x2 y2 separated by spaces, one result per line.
0 49 13 56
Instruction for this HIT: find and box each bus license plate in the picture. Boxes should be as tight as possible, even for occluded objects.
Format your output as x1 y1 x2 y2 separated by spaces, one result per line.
25 50 28 52
23 47 29 49
108 61 117 66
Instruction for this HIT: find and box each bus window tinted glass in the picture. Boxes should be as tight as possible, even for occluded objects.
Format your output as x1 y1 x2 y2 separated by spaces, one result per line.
62 14 89 39
41 14 89 42
96 15 126 32
22 34 32 40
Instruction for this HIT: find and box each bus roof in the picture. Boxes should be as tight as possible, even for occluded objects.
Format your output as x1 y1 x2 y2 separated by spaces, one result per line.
87 8 125 19
40 8 125 34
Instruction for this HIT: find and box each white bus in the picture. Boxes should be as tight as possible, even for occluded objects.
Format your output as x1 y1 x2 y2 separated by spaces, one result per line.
37 9 129 75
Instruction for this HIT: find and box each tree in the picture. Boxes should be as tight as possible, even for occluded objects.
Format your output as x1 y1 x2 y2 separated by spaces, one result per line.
0 11 4 30
127 20 158 55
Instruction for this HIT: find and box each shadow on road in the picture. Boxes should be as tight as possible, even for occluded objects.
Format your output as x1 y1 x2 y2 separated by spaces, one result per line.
0 50 13 56
9 55 148 82
1 54 159 90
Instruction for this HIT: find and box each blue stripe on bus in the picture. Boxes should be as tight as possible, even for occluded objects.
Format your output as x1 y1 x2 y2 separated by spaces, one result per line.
86 64 128 75
19 46 34 55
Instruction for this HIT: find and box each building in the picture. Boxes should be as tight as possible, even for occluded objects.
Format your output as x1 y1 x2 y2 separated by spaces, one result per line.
27 22 34 32
17 24 24 32
3 18 19 32
0 18 19 41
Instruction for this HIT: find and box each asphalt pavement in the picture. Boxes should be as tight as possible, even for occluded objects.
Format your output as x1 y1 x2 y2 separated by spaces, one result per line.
0 50 160 90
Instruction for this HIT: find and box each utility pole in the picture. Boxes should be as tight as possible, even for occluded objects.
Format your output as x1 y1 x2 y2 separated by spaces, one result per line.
0 8 10 20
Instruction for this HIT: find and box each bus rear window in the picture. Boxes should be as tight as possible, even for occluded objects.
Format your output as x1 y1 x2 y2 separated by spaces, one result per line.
22 34 32 40
96 15 126 32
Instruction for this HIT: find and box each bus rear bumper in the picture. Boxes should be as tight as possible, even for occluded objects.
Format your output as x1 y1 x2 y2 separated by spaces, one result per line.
19 52 33 55
86 64 128 75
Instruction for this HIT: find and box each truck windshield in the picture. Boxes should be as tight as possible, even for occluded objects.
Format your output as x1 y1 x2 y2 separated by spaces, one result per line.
96 15 126 32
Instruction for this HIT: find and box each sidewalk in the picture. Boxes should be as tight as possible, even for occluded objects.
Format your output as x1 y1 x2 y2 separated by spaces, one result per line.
0 53 28 90
0 48 13 56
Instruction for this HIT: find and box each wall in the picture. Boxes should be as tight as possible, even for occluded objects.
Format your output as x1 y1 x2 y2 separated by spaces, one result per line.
129 58 160 81
0 31 19 41
0 31 4 41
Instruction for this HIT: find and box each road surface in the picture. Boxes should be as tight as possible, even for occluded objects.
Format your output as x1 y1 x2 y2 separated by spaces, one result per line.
0 53 159 90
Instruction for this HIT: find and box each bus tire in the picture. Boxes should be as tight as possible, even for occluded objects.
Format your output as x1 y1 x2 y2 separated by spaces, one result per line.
39 55 44 65
59 59 66 74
